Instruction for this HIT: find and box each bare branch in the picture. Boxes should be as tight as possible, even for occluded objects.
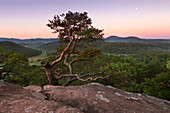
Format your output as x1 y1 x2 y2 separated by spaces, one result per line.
73 50 82 53
64 72 110 86
51 39 73 67
64 41 78 66
57 74 74 79
69 41 77 54
70 55 81 64
64 54 70 67
70 50 96 64
76 74 110 82
57 72 104 79
56 71 110 84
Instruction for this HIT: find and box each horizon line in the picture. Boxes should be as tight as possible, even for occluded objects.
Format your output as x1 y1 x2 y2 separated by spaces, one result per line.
0 35 170 40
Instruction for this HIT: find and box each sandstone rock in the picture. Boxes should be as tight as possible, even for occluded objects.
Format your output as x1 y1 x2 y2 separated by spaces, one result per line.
1 81 170 113
23 85 43 93
23 85 47 100
44 83 170 113
0 81 82 113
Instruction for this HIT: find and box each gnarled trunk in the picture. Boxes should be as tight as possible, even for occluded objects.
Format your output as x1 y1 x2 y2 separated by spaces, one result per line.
41 61 58 85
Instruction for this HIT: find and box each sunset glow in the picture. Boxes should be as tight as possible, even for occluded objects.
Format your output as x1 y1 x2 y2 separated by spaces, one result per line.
0 0 170 39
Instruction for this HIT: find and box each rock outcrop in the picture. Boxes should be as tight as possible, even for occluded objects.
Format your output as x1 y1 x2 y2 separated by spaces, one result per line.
0 81 82 113
0 81 170 113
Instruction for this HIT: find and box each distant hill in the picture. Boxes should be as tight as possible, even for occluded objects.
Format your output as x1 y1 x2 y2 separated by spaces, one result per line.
0 37 59 50
37 41 170 55
0 37 59 43
98 42 170 54
1 37 169 55
1 36 169 44
104 36 143 43
0 41 42 57
19 42 45 49
146 39 170 43
38 41 59 51
104 36 170 44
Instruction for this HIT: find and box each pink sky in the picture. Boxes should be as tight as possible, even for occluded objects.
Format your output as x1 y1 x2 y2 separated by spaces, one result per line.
0 0 170 39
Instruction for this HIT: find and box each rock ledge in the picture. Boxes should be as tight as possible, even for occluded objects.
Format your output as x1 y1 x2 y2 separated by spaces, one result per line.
0 81 170 113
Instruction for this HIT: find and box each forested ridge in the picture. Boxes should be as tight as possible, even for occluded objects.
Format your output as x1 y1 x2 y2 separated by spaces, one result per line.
0 46 169 100
1 36 169 55
98 42 170 54
36 40 170 55
0 41 42 57
0 38 169 101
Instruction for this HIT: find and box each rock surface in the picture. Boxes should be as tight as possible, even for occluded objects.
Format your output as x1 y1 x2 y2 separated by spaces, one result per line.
0 81 170 113
0 81 82 113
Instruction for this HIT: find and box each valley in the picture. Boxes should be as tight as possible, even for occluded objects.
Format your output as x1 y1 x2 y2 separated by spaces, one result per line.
0 36 169 65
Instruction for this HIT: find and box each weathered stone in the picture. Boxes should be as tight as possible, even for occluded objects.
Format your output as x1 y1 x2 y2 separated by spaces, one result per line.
0 81 170 113
0 81 82 113
23 85 43 92
23 85 47 100
44 83 170 113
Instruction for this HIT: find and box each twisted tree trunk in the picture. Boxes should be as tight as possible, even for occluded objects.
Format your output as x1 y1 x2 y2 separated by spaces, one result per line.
41 61 58 85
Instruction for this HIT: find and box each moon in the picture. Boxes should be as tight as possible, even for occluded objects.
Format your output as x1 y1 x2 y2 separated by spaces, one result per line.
136 7 139 10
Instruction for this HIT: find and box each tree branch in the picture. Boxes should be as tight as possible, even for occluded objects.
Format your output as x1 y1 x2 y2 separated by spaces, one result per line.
74 50 82 53
56 71 110 86
64 73 110 86
70 55 81 64
68 41 76 53
51 39 73 67
74 72 110 82
57 71 103 79
63 55 71 67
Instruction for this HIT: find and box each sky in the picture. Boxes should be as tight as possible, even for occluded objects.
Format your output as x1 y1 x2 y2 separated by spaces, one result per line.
0 0 170 39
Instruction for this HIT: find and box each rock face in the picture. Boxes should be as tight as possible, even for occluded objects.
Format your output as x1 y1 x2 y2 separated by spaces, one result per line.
0 81 82 113
43 83 170 113
0 81 170 113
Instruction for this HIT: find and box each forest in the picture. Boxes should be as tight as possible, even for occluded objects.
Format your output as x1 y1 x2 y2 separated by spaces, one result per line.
0 41 42 57
36 40 170 55
0 11 170 101
0 46 170 100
